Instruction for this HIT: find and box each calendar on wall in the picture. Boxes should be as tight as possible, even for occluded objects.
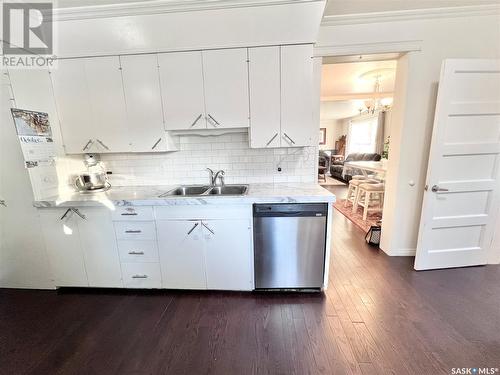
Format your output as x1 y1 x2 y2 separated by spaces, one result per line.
10 108 56 168
10 108 58 199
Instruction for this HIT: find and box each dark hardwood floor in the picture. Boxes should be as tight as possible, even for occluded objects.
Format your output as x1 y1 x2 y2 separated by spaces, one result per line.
2 187 499 374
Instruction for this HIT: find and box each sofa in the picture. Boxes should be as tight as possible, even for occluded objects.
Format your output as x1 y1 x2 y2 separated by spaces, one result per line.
330 152 381 183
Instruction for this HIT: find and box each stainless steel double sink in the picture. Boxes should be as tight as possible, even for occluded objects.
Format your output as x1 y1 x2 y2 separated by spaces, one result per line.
159 184 249 197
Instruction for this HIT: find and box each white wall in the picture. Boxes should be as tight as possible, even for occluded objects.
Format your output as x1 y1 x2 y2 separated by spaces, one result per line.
319 119 339 150
317 11 500 257
0 79 53 289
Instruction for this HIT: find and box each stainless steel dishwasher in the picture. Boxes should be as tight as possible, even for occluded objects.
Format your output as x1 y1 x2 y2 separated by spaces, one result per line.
253 203 328 290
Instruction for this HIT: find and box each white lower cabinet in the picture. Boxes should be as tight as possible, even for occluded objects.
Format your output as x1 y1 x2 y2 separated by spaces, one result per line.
39 208 122 288
78 208 122 287
39 210 88 287
157 218 253 291
157 220 207 289
203 219 253 290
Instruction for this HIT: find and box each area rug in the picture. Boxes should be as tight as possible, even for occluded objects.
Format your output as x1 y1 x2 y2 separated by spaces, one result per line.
333 199 382 233
320 176 346 186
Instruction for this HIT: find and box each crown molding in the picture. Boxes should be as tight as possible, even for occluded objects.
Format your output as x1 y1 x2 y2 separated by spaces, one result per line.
314 40 422 57
47 0 323 21
321 4 500 27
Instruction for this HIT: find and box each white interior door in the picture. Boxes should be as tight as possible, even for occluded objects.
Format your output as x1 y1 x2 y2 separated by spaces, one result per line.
202 48 249 129
158 51 207 130
120 54 167 152
415 59 500 270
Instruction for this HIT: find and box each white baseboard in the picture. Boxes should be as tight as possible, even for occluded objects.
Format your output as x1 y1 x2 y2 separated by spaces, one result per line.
380 247 416 256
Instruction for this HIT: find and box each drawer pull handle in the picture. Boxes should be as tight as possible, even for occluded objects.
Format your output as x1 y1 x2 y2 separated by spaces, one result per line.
132 274 148 279
128 251 144 255
121 213 138 216
125 230 142 234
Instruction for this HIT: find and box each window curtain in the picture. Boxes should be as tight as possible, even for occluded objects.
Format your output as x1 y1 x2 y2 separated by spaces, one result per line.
375 111 385 155
345 112 385 156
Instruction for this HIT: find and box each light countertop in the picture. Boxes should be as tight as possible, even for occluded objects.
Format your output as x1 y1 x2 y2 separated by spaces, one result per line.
34 183 336 208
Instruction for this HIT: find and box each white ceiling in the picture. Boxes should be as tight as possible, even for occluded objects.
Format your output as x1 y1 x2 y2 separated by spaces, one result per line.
321 59 397 99
321 100 367 121
321 59 397 120
324 0 498 16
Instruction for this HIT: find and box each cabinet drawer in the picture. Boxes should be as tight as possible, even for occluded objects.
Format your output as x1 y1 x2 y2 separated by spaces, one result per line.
111 206 154 221
121 263 161 288
118 240 159 263
114 221 156 240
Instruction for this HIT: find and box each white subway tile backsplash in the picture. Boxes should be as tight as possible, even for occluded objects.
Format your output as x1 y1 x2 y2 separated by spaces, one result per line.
61 132 316 188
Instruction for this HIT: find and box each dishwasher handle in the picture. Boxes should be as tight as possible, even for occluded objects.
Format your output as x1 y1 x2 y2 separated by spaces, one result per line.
253 203 328 217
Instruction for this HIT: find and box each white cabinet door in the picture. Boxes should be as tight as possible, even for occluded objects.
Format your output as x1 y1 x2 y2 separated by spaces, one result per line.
248 46 281 148
203 219 253 290
78 208 122 287
280 45 314 147
158 51 206 130
202 48 249 129
39 209 88 287
84 56 129 152
49 59 96 154
120 54 167 152
157 220 206 289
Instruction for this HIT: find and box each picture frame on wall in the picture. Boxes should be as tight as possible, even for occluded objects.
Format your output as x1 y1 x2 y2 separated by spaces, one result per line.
319 128 326 145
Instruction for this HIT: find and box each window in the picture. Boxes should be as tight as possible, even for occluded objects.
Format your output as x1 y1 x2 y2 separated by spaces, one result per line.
346 115 379 155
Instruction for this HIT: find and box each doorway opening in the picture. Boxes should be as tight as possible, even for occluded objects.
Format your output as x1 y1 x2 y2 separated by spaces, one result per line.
317 53 402 235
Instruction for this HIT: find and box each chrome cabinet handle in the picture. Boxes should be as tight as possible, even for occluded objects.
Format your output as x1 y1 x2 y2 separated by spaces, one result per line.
431 185 449 193
128 251 144 255
207 114 220 127
96 139 110 151
283 133 296 145
151 138 162 150
82 139 93 151
187 222 199 235
125 230 142 233
132 274 148 279
0 200 6 207
60 208 71 220
121 213 138 216
72 208 86 220
266 133 278 146
190 114 203 128
202 222 214 235
60 208 86 220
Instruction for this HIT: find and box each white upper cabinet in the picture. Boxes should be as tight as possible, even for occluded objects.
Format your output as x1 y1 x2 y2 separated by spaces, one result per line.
280 44 314 147
248 44 314 148
120 54 167 152
202 48 250 129
158 51 206 130
84 56 129 153
50 59 97 154
248 46 281 148
51 57 128 153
